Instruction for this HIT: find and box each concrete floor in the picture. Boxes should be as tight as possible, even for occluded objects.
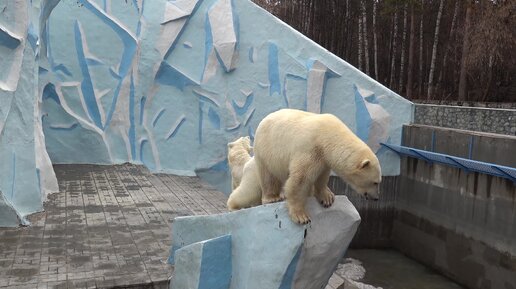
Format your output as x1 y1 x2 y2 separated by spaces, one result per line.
0 164 228 289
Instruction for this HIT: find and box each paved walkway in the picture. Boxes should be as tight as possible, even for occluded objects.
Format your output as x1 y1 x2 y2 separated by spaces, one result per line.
0 164 346 289
0 164 228 289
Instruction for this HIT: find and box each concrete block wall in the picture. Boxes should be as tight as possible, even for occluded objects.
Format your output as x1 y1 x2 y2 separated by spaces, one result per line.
329 176 398 249
394 125 516 289
393 159 516 289
331 124 516 289
402 124 516 167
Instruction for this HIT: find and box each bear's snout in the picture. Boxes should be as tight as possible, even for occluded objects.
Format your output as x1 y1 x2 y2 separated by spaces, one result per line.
364 192 379 201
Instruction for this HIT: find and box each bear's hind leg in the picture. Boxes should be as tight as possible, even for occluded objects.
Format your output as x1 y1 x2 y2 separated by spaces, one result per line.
257 164 283 204
314 169 335 208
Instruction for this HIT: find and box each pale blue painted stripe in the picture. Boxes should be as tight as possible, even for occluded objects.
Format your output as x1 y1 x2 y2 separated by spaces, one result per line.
208 107 220 130
268 42 281 96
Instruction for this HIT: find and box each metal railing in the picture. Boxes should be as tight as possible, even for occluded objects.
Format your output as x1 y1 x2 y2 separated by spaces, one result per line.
381 143 516 183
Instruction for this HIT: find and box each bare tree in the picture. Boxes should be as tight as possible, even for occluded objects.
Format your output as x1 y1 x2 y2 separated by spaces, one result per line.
373 0 379 80
389 7 399 88
427 0 444 99
418 0 424 97
358 14 363 71
345 0 351 60
438 0 459 97
406 2 416 98
458 0 473 101
399 3 408 93
362 0 370 75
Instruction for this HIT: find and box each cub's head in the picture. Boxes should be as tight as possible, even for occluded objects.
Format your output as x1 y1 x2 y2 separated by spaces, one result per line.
227 136 253 155
347 156 382 201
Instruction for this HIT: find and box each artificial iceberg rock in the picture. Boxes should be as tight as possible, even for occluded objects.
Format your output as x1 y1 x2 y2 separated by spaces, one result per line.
171 235 232 289
169 195 361 289
207 0 238 72
0 191 22 227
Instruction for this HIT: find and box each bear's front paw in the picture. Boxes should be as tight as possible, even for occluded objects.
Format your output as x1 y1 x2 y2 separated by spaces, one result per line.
316 189 335 208
262 195 285 204
288 208 311 225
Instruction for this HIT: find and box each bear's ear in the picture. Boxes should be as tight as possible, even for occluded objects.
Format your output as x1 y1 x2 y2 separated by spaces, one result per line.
228 142 235 149
359 159 370 169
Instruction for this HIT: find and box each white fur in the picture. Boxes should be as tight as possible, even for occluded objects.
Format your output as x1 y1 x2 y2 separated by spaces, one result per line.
227 157 263 211
253 109 382 224
227 136 252 190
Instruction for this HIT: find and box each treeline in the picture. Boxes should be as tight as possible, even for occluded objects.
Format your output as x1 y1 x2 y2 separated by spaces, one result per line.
253 0 516 103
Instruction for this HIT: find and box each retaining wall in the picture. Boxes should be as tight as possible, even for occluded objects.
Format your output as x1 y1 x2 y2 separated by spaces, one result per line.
393 158 516 289
412 100 516 109
329 176 397 249
402 124 516 167
394 124 516 289
414 104 516 136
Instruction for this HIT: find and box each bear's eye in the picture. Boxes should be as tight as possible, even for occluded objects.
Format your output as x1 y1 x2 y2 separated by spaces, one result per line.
373 182 379 186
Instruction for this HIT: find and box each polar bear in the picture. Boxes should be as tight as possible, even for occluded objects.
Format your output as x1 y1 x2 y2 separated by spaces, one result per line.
227 136 253 190
227 157 263 211
253 109 382 224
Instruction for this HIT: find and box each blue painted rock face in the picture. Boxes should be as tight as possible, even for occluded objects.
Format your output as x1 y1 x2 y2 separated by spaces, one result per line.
169 196 360 289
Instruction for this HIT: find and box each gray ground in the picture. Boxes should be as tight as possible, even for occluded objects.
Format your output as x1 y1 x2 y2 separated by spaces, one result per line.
0 164 227 289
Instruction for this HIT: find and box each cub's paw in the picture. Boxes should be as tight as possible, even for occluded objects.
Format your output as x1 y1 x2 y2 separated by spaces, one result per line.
316 189 335 208
288 208 311 225
262 195 285 204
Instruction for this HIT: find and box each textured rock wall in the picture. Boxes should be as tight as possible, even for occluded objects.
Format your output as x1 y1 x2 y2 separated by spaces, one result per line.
0 0 58 227
414 104 516 136
39 0 413 194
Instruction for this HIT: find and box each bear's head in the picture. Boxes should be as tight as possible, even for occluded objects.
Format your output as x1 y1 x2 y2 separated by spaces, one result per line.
346 156 382 200
227 136 252 153
228 136 253 167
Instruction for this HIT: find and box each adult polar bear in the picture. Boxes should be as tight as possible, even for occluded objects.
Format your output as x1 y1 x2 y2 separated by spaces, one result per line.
254 109 382 224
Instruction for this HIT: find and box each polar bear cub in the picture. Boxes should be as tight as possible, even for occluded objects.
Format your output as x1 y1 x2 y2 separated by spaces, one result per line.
227 157 263 211
227 136 253 190
253 109 382 224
